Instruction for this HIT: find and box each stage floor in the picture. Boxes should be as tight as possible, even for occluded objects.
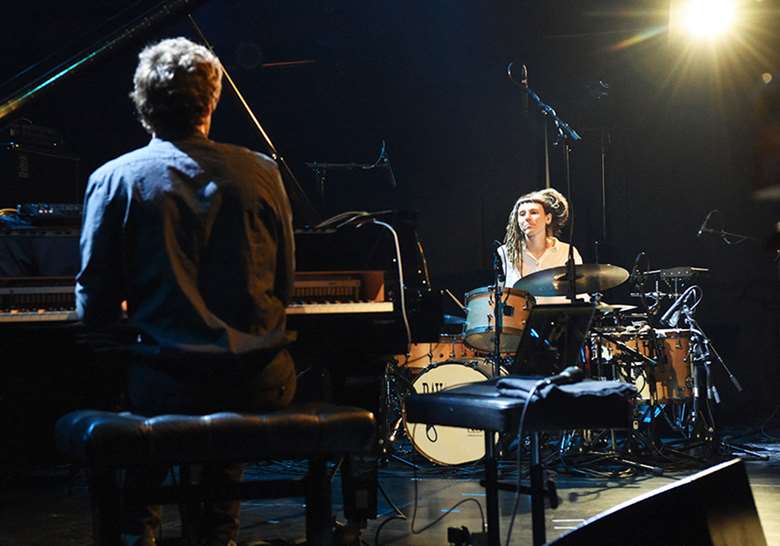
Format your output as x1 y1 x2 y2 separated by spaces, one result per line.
1 437 779 546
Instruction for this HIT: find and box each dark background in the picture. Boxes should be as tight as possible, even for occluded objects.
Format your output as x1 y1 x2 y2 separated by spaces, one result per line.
0 0 778 421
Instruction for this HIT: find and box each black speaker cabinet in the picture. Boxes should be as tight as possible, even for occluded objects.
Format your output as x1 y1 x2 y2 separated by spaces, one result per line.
0 144 81 206
550 458 767 546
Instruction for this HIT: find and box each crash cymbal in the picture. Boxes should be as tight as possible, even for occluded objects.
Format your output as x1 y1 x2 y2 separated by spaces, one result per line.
513 264 630 296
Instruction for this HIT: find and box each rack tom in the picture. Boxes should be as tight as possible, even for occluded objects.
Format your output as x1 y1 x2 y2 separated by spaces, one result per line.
464 286 534 354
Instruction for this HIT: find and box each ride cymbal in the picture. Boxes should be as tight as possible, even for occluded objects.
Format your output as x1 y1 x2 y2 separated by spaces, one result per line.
513 264 630 296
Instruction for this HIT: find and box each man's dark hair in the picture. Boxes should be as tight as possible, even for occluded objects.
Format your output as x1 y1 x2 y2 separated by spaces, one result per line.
130 37 222 136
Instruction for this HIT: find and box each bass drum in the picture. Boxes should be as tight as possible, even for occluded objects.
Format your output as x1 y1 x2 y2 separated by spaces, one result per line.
403 358 504 465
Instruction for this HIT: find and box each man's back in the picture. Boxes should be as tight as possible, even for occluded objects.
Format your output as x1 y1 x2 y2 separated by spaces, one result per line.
76 134 295 356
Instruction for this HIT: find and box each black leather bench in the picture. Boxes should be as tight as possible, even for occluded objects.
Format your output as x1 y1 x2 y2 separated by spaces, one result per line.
404 377 635 546
56 403 376 546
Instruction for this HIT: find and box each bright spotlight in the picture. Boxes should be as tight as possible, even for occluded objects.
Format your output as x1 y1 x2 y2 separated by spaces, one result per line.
670 0 737 40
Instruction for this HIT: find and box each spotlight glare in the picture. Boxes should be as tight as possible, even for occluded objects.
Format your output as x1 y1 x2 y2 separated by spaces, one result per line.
671 0 737 40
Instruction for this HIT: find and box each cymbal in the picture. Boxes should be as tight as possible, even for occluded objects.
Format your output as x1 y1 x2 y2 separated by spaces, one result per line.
442 314 466 326
595 303 638 314
513 264 630 296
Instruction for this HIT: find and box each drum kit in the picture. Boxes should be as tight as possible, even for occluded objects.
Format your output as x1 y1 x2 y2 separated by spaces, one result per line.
387 261 729 466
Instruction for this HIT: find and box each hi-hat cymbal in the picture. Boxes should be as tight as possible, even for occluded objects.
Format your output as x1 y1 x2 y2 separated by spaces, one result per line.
595 303 638 314
513 264 630 296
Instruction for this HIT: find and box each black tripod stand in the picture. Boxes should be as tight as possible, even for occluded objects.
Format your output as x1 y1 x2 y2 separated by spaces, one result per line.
377 359 419 469
669 305 768 461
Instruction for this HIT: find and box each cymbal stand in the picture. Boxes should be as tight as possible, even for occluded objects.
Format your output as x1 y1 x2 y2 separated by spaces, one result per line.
491 247 505 379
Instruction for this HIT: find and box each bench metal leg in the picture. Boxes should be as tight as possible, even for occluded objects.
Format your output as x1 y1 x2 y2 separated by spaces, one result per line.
530 433 546 546
306 457 333 546
484 431 500 546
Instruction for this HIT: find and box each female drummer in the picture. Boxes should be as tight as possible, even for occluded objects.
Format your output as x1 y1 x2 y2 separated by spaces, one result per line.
498 187 584 304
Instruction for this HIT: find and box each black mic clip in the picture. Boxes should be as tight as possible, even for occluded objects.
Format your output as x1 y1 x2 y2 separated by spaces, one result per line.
490 240 505 283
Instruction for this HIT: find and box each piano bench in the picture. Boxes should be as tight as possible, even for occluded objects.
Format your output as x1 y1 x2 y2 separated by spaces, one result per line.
404 378 635 546
55 403 376 546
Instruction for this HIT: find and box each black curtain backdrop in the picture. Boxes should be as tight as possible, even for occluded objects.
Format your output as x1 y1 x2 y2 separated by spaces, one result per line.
1 0 778 419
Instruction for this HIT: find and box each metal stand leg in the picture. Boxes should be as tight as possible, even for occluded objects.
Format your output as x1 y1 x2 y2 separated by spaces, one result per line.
530 433 546 546
484 431 501 546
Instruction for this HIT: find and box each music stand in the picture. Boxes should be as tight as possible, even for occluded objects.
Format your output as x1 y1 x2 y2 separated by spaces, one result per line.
512 303 596 376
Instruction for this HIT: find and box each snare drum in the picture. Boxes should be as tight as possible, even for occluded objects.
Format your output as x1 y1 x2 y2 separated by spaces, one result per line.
403 358 503 465
394 335 477 371
464 286 535 353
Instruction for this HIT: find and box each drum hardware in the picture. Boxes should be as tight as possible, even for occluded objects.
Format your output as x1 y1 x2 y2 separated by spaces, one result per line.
377 359 419 468
671 305 767 461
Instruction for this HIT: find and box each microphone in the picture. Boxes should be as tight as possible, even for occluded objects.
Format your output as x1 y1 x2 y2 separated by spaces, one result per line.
660 288 692 327
541 366 584 387
507 62 529 114
628 251 645 283
697 209 718 238
519 64 528 114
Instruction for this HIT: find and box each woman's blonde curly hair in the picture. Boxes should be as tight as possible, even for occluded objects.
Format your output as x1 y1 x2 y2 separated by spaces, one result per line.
503 188 570 274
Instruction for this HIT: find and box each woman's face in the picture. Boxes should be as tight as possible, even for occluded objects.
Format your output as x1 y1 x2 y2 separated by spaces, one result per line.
516 201 551 239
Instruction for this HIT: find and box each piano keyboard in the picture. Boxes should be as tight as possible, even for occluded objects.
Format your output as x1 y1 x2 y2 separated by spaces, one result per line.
286 301 393 315
0 309 78 323
0 300 395 323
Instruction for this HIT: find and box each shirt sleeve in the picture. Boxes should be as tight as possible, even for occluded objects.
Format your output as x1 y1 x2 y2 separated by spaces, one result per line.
75 171 127 328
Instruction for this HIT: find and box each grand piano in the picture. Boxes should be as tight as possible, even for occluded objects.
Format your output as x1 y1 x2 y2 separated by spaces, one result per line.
0 210 441 346
0 0 442 462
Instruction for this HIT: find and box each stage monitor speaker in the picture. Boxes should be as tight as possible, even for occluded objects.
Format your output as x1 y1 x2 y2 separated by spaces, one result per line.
549 458 766 546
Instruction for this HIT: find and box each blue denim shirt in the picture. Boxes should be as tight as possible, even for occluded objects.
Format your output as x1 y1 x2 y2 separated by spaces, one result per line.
76 134 295 356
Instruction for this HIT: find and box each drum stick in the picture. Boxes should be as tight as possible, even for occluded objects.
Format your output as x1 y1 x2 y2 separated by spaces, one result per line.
443 289 467 312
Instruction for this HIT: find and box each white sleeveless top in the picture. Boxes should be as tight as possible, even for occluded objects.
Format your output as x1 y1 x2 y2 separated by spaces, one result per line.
498 238 584 304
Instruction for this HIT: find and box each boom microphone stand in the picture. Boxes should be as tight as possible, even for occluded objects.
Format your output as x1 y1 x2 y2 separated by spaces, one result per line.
521 68 583 360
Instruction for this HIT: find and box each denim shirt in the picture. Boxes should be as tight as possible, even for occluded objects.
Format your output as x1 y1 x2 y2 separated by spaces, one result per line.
76 134 295 356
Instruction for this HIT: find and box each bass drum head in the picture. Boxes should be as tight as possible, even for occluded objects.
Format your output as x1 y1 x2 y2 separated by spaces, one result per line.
403 359 499 466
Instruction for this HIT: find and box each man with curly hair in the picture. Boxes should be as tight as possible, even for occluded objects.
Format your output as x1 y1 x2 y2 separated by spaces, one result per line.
76 37 296 546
